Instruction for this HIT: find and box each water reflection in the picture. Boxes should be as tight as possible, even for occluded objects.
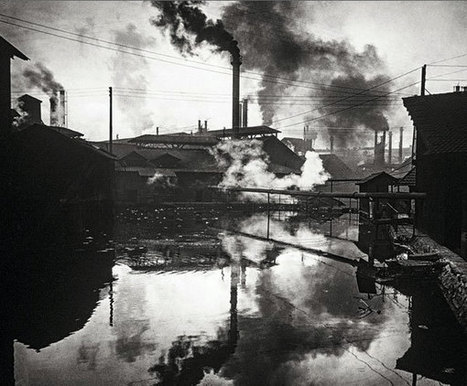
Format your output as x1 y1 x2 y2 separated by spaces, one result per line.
10 209 466 385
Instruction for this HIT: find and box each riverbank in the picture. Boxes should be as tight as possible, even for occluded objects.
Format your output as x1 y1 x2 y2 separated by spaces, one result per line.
397 228 467 333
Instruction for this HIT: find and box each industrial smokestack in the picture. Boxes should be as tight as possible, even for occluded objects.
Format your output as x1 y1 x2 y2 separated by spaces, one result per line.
204 120 208 133
242 98 248 128
59 89 66 127
330 135 334 154
156 126 159 136
399 127 403 163
49 93 58 126
231 40 241 139
198 120 202 134
388 131 392 165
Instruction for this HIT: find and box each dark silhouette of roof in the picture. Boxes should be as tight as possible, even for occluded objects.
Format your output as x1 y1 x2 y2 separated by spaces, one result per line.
356 171 398 185
398 167 416 187
129 134 220 146
319 154 358 179
0 36 29 60
18 94 42 103
205 126 280 137
403 91 467 154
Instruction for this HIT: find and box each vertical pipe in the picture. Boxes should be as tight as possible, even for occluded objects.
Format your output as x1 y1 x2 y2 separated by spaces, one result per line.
330 135 334 154
242 98 248 128
239 102 242 128
204 120 207 133
109 86 113 154
388 131 392 165
399 127 404 163
156 126 159 136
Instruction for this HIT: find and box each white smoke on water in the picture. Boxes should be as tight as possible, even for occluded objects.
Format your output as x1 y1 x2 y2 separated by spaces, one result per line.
211 139 329 201
221 213 328 265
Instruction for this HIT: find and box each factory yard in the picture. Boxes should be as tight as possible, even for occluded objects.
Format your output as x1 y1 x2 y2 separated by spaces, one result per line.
10 207 467 385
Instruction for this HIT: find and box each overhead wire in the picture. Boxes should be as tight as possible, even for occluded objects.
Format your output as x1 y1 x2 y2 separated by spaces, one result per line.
0 13 405 95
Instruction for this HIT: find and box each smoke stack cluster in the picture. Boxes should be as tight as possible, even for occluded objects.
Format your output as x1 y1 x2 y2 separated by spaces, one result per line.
22 62 65 127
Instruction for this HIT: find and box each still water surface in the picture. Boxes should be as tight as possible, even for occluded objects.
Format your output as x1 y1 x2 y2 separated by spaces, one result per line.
13 211 466 385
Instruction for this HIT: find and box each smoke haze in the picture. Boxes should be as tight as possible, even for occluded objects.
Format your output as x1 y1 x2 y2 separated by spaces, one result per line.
149 1 393 148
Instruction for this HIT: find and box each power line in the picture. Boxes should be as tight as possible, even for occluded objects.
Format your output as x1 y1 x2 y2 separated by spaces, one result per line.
0 13 400 95
272 67 420 125
278 80 420 129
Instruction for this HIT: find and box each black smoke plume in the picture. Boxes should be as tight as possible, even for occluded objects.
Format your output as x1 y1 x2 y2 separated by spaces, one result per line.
22 62 63 97
149 0 239 57
150 1 392 147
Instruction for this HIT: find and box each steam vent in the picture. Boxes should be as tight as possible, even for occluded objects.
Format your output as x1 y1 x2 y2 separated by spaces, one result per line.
1 2 467 385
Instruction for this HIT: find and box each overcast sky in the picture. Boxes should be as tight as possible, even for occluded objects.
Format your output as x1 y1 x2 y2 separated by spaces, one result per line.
1 1 466 146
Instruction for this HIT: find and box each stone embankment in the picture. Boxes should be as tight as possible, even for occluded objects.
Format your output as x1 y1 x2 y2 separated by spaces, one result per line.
407 232 467 332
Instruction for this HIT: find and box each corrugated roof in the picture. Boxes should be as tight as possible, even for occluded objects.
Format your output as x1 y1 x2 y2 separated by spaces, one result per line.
403 92 467 154
205 126 280 137
0 36 29 60
129 134 220 146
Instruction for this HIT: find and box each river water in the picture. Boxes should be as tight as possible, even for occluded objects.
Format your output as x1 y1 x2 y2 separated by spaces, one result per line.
11 208 467 385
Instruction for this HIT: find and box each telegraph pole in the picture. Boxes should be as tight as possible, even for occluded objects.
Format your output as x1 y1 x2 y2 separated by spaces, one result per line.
109 86 113 154
421 64 426 96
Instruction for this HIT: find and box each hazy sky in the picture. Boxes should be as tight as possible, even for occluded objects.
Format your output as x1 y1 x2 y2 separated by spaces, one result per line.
1 1 466 145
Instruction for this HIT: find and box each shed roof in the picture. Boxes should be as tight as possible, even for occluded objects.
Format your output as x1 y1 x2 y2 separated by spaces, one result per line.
403 91 467 154
48 125 84 138
16 124 115 160
319 154 358 179
0 36 29 60
205 126 280 137
356 171 398 185
129 134 220 146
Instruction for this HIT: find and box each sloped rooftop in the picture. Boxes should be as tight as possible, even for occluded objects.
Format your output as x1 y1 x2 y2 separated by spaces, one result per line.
403 91 467 154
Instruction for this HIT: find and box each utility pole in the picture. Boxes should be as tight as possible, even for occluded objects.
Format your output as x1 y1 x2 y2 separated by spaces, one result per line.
421 64 426 96
109 86 113 154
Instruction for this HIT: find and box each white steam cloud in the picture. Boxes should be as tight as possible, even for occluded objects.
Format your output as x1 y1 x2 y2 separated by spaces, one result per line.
211 139 329 201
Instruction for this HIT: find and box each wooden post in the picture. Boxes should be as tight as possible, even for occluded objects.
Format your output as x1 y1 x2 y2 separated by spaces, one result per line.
109 86 113 153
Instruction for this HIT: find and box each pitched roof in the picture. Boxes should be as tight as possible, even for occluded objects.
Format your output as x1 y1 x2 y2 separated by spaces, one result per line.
403 92 467 154
48 125 83 138
0 36 29 60
398 167 416 187
97 142 219 171
15 124 115 160
356 171 398 185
